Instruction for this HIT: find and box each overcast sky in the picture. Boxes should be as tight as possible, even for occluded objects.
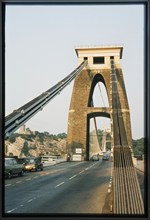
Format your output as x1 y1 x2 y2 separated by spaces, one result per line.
5 4 144 139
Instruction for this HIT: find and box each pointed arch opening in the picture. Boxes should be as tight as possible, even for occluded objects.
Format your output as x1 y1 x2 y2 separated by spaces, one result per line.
92 82 109 107
88 74 109 108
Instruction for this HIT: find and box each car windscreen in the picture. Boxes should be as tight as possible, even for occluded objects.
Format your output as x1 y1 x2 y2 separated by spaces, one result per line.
5 159 12 165
17 159 25 164
26 159 35 164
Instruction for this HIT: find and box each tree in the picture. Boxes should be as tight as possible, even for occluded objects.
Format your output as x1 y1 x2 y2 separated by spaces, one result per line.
21 141 29 156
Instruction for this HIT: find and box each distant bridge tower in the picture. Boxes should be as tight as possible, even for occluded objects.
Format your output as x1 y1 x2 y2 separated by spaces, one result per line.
67 45 132 160
101 127 111 153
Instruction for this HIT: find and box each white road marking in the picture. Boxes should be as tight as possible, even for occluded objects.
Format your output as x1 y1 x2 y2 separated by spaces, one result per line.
7 208 17 213
5 184 11 187
69 174 77 180
55 181 65 188
79 170 85 174
109 184 111 187
33 176 39 178
108 189 111 193
16 181 22 183
85 167 89 170
27 199 33 203
26 178 31 181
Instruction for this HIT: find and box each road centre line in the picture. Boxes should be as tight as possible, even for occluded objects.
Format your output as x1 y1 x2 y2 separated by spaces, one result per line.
7 208 17 213
55 181 65 188
16 181 22 183
69 174 77 180
79 170 85 174
5 184 11 187
26 178 31 181
27 199 33 203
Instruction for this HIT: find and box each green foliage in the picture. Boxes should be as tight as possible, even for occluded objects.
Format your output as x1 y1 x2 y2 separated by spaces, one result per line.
8 133 20 143
9 136 16 143
20 134 35 141
21 141 29 156
30 144 37 149
53 135 58 141
44 131 50 136
57 133 67 139
132 138 145 156
33 131 67 143
97 129 103 145
36 132 45 144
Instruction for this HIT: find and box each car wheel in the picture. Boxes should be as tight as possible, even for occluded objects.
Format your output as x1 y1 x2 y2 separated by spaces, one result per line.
18 170 24 177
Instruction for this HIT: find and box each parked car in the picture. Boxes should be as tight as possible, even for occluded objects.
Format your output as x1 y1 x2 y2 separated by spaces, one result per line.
23 157 43 172
17 158 27 165
5 157 24 179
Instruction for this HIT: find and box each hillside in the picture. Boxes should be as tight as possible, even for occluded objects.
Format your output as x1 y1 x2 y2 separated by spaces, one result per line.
5 127 144 158
5 129 67 158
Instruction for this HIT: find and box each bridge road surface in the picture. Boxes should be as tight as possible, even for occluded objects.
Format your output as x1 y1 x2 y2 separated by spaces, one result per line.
5 159 113 214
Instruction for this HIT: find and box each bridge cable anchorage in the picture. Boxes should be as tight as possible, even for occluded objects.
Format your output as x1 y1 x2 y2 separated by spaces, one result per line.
5 61 87 139
110 59 144 214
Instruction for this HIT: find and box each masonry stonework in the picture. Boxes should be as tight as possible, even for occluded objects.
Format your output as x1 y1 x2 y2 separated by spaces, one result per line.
66 46 132 160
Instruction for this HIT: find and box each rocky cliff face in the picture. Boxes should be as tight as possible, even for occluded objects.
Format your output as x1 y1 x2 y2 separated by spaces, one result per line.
5 130 67 158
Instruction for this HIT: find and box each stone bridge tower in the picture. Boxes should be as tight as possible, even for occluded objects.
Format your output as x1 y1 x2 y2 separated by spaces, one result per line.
67 45 132 160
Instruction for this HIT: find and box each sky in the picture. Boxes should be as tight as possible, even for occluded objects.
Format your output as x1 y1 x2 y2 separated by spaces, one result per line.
5 4 144 139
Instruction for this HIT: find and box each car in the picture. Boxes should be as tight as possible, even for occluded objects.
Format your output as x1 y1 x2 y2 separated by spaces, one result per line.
23 157 43 172
91 155 99 161
5 157 24 179
103 154 109 160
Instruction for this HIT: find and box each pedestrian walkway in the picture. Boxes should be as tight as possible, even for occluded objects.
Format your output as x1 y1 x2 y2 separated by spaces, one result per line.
134 160 144 172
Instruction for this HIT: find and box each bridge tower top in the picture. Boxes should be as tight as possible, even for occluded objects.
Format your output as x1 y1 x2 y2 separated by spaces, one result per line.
75 45 123 69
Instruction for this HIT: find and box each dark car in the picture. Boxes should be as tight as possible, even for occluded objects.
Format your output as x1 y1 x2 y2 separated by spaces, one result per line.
103 154 109 160
91 155 99 161
5 157 24 179
23 157 43 172
67 154 71 162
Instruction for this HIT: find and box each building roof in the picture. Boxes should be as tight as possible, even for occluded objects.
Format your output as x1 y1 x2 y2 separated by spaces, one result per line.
75 45 123 59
